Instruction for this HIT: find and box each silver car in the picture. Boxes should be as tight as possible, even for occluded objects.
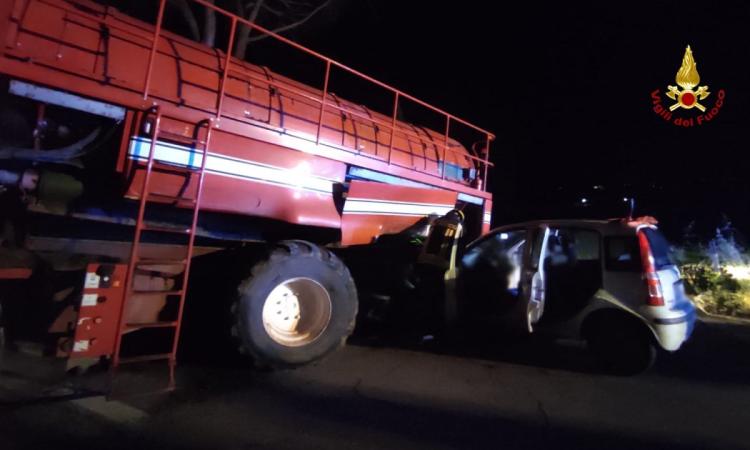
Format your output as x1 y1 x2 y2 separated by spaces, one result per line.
457 217 696 373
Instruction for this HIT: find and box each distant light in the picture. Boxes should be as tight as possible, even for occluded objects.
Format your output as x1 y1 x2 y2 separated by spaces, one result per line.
500 232 509 240
580 198 588 204
623 197 629 202
593 185 604 190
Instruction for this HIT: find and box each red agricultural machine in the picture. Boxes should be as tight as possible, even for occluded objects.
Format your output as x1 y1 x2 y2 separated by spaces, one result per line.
0 0 494 388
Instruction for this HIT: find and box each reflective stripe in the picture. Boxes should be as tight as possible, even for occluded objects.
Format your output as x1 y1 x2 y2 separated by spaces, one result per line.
348 166 429 189
483 211 492 224
343 198 453 217
128 137 335 194
348 168 484 206
458 192 484 206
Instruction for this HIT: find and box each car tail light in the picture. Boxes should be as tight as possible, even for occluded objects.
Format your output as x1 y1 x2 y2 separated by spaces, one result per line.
638 229 665 306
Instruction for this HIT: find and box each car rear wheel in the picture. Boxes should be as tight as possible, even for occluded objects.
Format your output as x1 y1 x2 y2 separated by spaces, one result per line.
586 313 656 375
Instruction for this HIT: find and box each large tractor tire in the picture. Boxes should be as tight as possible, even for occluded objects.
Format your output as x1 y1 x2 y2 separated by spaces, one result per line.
231 240 358 368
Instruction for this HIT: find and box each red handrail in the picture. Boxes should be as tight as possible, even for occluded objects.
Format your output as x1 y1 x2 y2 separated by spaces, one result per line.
316 60 332 144
224 66 493 167
141 0 494 190
142 0 167 100
215 16 237 118
387 92 399 164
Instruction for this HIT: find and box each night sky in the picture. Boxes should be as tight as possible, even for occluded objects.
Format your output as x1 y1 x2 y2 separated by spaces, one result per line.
293 0 750 240
118 0 750 240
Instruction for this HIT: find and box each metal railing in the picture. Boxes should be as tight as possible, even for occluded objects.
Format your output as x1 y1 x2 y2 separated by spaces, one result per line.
141 0 494 190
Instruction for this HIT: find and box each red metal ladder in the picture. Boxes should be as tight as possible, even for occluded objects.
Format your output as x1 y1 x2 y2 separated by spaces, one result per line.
111 106 212 391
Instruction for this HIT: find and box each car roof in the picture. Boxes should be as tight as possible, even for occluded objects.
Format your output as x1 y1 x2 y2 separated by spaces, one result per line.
489 218 655 236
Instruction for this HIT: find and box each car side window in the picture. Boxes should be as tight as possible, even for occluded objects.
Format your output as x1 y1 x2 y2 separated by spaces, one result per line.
462 229 527 290
605 236 641 271
463 229 527 269
545 228 601 266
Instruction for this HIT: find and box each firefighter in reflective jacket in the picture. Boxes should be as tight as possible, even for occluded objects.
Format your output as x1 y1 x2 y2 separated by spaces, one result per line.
415 209 465 332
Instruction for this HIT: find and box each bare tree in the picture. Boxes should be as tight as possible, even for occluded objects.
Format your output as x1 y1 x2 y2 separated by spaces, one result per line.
232 0 331 59
202 0 216 47
169 0 200 41
169 0 216 46
170 0 330 58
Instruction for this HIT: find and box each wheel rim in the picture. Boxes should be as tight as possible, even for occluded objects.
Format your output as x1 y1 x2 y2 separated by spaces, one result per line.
261 277 332 347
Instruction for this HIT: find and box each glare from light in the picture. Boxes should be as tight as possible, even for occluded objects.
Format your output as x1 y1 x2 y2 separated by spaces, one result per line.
725 264 750 281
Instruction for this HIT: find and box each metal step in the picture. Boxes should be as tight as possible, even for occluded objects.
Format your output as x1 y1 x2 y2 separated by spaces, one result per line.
136 160 201 175
131 289 184 296
141 224 192 235
125 321 178 331
136 258 187 266
147 193 197 205
118 353 174 364
156 130 207 146
153 161 201 174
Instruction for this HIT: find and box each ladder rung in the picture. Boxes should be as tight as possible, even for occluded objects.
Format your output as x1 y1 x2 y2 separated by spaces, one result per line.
156 130 207 146
136 258 187 266
125 321 178 330
137 160 201 175
132 289 184 296
142 224 192 235
153 161 201 174
118 353 174 364
148 193 197 205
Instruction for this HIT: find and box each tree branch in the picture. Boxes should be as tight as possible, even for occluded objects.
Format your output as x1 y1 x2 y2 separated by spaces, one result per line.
202 0 216 46
168 0 200 41
261 3 285 16
233 0 265 58
248 1 265 26
283 0 316 7
245 0 330 44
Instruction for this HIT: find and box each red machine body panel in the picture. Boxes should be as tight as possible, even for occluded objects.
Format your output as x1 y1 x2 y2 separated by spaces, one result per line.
1 0 494 244
342 180 458 245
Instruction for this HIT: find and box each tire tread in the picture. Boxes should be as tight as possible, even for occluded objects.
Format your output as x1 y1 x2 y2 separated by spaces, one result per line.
231 240 357 369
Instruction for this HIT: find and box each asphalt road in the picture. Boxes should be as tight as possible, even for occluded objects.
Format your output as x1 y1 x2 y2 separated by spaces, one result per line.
1 317 749 450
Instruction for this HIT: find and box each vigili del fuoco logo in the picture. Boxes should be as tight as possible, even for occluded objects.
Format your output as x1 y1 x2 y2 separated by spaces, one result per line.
651 45 725 127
